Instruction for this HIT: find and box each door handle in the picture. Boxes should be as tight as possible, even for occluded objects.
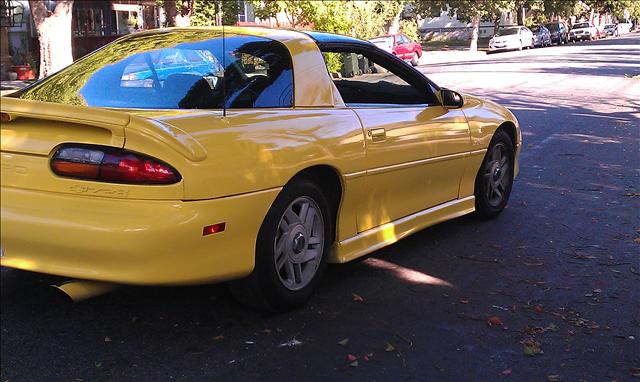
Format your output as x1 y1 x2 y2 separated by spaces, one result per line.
368 128 386 142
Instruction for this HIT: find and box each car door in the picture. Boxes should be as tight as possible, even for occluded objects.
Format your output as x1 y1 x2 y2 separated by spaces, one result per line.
395 35 409 59
322 49 471 233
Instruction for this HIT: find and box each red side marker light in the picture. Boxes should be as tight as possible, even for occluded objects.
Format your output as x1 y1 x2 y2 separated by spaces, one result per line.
203 223 226 236
0 112 13 123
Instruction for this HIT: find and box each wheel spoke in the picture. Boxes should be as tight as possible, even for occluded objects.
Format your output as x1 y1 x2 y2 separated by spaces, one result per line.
299 249 318 263
278 218 289 234
298 202 310 225
491 147 501 161
285 259 295 281
308 236 321 245
284 208 301 226
500 156 508 167
276 250 287 271
494 185 503 199
303 207 316 233
294 263 304 284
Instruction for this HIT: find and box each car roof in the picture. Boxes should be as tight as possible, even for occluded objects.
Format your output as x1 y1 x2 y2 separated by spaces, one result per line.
302 31 374 47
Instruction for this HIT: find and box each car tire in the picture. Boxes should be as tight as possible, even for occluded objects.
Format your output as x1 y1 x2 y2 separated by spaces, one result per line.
473 129 515 220
410 52 419 66
229 180 333 311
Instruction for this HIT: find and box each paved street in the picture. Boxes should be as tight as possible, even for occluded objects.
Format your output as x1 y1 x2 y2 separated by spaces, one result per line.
2 35 639 381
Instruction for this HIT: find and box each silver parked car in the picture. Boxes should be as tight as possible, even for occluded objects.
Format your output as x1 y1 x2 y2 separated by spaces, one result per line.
489 26 535 52
531 25 552 47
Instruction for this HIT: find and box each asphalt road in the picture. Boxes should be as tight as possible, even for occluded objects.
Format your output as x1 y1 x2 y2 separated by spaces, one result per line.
2 35 639 382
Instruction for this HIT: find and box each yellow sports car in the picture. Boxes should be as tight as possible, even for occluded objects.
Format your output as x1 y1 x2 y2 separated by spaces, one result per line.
0 27 521 310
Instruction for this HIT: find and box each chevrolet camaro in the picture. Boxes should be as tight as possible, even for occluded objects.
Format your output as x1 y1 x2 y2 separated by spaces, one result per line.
0 27 521 311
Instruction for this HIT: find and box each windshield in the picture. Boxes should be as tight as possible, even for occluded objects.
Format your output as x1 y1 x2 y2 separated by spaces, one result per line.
496 28 519 36
531 26 541 32
544 23 558 31
18 31 294 109
573 23 590 29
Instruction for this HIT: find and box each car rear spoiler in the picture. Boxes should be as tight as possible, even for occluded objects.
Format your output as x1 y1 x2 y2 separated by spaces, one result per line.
0 97 207 162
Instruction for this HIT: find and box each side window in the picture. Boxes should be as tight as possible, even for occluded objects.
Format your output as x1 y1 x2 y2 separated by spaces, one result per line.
321 50 433 106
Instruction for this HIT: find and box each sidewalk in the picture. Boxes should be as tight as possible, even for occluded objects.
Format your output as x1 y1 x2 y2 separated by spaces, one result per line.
0 80 33 96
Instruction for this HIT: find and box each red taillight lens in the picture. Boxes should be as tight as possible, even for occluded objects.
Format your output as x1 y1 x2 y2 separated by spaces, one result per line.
51 145 181 185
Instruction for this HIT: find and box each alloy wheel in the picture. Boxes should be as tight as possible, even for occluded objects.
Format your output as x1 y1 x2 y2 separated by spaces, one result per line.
483 142 510 207
273 196 325 291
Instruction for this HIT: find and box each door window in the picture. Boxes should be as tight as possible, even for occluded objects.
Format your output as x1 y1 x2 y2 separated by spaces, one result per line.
321 50 436 106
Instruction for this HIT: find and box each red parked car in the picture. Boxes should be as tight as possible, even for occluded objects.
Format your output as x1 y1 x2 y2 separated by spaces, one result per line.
369 34 422 66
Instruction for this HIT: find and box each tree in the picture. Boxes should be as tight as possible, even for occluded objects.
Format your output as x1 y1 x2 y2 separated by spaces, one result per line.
412 0 516 51
29 0 74 78
163 0 194 27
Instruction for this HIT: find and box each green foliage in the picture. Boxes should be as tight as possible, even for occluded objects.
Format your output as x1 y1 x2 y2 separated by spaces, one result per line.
250 1 404 39
322 52 342 74
190 0 217 26
399 19 419 42
190 0 239 26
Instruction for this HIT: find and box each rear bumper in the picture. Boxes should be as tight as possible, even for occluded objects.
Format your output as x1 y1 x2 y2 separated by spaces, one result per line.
0 187 279 285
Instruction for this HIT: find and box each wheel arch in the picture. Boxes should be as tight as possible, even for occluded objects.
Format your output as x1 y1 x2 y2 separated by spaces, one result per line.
498 121 518 148
285 165 344 239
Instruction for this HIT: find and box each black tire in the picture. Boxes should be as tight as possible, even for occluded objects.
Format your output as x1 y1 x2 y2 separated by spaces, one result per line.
473 129 515 220
410 52 419 66
230 180 333 311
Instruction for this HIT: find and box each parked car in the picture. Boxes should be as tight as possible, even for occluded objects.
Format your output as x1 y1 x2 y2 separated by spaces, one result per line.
569 22 598 41
603 24 619 37
531 25 552 47
543 22 569 44
1 27 521 311
368 34 422 66
488 26 535 52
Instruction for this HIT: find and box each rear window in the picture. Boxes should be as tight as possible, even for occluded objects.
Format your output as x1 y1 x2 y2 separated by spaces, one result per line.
544 23 558 31
19 31 293 109
496 28 519 36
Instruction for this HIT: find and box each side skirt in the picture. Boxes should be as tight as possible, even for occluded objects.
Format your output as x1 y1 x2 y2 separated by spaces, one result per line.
329 196 475 263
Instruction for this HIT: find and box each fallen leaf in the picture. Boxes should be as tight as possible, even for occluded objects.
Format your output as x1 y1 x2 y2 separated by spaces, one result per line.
278 339 303 348
363 355 370 362
459 298 469 304
547 375 561 382
94 362 102 368
487 316 503 327
347 354 357 361
501 368 512 375
262 329 272 335
104 336 112 343
352 293 364 302
535 305 544 313
523 339 543 356
349 360 359 367
338 338 349 346
213 335 224 341
593 288 602 294
385 343 395 352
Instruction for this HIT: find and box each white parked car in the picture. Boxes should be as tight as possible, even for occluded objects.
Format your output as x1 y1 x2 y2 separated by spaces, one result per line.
569 22 598 41
489 26 534 52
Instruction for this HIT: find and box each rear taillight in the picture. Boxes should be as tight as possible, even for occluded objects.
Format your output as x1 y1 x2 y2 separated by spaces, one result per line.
51 144 181 185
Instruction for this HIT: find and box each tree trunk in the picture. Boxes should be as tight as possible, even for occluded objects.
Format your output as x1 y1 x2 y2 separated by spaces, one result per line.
387 8 402 34
164 0 178 27
469 12 480 52
29 0 74 79
493 14 501 35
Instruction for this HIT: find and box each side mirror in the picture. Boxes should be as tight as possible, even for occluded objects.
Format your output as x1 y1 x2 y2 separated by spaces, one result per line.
440 88 464 109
